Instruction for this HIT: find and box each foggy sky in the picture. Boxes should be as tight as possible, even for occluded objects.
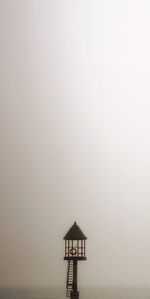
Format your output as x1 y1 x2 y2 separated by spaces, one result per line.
1 0 150 288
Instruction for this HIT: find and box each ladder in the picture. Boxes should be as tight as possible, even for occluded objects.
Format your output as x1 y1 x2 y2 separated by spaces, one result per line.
66 260 74 297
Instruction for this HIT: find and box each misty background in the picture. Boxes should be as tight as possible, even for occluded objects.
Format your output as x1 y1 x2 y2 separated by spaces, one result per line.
1 0 150 289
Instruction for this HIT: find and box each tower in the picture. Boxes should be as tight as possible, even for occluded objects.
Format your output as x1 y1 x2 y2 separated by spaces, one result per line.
63 222 87 299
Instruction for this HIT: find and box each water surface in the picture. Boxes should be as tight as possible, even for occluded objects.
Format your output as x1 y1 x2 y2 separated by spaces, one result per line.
0 287 150 299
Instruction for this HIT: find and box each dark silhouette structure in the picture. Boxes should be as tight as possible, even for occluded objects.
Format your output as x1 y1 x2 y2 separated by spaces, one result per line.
64 222 87 299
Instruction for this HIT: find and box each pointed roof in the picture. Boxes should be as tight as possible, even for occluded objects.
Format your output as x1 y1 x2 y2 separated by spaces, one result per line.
64 222 87 240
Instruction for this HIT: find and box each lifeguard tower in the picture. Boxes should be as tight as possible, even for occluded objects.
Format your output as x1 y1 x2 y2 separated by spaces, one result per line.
63 222 87 299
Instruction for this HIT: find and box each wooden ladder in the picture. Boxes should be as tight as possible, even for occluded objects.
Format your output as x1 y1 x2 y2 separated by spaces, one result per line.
66 260 74 297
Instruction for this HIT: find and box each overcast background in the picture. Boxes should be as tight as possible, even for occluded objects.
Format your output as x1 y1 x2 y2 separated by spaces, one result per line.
1 0 150 288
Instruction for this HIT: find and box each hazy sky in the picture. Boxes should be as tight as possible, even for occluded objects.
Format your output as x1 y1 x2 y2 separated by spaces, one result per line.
1 0 150 288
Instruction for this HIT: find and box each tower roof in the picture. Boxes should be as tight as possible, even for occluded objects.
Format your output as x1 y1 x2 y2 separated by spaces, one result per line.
63 222 87 240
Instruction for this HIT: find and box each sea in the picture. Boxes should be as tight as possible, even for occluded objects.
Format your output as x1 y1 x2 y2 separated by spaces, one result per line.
0 288 150 299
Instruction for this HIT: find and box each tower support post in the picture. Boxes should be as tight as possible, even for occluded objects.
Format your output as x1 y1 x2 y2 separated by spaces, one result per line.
70 290 79 299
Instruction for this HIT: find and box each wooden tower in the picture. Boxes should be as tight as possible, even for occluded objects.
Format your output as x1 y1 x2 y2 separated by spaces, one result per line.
63 222 87 299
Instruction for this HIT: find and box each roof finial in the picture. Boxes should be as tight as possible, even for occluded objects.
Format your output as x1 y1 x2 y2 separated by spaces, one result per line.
74 221 76 225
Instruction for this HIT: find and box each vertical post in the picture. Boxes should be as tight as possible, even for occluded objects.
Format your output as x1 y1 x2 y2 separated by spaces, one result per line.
81 240 83 257
69 240 70 257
